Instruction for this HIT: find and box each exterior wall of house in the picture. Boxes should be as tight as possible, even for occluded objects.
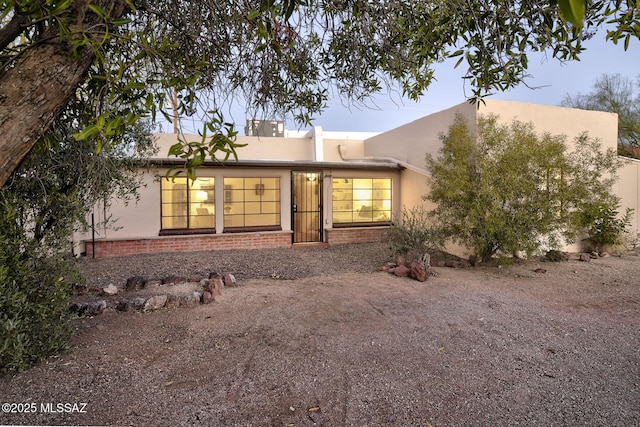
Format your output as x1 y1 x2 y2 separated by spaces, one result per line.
482 100 618 150
85 231 292 258
76 101 631 259
616 157 640 235
153 133 315 161
363 100 623 256
363 102 477 170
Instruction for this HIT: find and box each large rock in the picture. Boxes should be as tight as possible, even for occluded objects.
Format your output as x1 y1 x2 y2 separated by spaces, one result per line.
409 262 428 282
144 294 168 311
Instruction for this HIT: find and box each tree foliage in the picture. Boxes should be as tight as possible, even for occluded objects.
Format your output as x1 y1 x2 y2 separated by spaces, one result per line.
0 100 155 373
425 114 623 262
1 0 639 186
561 74 640 157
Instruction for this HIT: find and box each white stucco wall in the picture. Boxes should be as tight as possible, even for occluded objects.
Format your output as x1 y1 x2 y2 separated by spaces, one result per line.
153 133 315 161
616 157 640 235
363 100 624 255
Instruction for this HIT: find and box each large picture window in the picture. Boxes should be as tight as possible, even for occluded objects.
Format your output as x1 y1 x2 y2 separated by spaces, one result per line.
332 178 391 225
223 177 281 230
161 177 215 232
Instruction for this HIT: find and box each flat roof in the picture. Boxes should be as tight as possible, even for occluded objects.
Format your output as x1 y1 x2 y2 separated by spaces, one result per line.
150 159 403 170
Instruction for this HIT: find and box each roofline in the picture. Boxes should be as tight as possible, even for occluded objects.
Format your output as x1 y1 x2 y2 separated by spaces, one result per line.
149 158 404 171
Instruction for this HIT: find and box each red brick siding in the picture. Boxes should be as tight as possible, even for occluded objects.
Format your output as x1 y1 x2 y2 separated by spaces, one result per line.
85 231 292 258
325 226 388 246
84 227 388 258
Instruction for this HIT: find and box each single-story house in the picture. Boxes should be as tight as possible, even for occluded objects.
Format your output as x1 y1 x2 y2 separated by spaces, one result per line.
73 100 640 258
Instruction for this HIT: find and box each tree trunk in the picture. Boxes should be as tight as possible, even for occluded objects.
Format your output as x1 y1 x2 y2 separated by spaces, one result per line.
0 40 95 188
0 1 129 189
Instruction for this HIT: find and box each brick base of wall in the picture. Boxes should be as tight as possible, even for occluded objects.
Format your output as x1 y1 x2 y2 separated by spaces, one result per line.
325 226 388 246
84 227 390 258
85 231 293 258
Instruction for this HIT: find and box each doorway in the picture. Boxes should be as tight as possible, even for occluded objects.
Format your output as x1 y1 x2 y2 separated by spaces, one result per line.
291 171 322 243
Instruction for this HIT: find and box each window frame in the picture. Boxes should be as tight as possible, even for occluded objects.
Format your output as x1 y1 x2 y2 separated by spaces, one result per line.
222 176 282 233
331 177 392 228
159 177 216 235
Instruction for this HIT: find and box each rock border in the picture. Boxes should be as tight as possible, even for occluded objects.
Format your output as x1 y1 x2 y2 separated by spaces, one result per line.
69 271 238 317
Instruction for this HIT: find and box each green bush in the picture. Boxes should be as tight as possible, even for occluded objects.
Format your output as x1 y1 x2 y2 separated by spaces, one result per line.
425 114 624 263
0 246 73 373
578 202 632 253
385 205 442 262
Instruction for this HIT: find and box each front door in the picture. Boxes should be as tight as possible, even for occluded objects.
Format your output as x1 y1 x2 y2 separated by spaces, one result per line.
291 171 322 243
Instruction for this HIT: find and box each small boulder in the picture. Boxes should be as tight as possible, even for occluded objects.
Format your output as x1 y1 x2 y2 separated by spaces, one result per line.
201 291 214 304
579 253 591 262
126 276 146 290
117 300 133 312
102 284 118 296
396 256 406 267
179 292 200 307
81 300 107 316
130 297 146 311
144 294 168 311
165 293 180 309
223 273 237 288
203 278 222 297
409 262 428 282
393 265 410 277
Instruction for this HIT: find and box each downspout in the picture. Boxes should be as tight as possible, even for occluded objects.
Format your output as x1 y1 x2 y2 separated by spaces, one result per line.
338 145 432 177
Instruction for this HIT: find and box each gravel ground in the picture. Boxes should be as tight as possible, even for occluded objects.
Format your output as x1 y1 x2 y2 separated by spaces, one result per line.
1 243 639 426
77 242 394 289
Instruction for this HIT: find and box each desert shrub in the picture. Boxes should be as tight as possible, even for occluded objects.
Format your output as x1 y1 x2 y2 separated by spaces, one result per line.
425 114 624 263
578 202 632 253
385 205 442 262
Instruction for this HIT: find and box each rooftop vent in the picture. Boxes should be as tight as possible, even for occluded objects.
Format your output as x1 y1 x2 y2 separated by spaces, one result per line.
245 119 285 137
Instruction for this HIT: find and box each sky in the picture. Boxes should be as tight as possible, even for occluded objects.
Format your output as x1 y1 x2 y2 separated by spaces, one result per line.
166 28 639 135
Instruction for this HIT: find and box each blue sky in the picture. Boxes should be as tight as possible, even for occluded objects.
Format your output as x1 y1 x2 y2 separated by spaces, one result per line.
311 31 639 133
167 29 638 135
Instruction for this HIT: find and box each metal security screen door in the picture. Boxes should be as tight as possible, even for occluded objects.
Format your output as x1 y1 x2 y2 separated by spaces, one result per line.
291 171 323 243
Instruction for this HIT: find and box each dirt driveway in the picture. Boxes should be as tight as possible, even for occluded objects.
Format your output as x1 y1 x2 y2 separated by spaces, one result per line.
1 250 639 426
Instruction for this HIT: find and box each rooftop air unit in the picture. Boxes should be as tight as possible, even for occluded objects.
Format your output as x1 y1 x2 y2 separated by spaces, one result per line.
245 119 285 137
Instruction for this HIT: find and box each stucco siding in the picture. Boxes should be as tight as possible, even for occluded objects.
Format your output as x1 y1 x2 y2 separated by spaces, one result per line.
616 157 640 234
364 102 477 169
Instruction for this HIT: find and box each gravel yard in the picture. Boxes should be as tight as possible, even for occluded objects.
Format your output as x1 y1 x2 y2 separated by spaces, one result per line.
1 243 639 426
